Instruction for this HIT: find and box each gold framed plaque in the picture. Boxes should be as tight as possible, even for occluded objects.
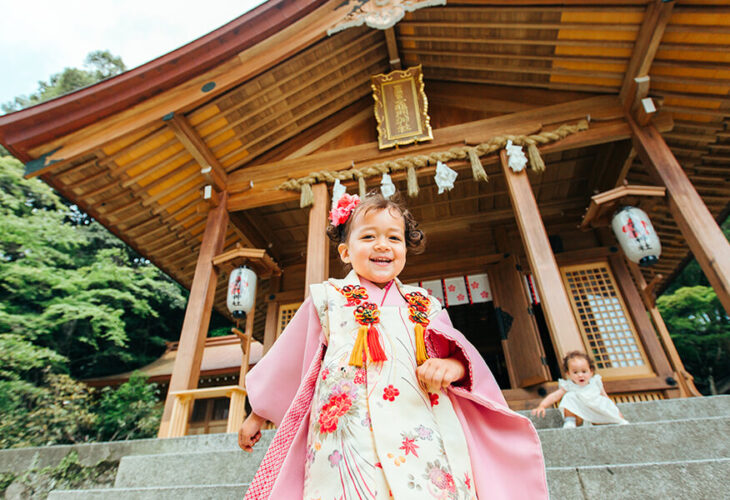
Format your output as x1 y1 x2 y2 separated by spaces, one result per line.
371 65 433 149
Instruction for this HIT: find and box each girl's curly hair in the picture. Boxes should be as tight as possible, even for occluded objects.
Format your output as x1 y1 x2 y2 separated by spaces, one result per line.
326 191 425 254
562 351 596 373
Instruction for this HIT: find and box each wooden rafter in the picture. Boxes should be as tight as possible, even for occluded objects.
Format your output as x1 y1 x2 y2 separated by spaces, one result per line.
619 0 675 105
226 96 674 211
167 114 227 191
384 28 402 70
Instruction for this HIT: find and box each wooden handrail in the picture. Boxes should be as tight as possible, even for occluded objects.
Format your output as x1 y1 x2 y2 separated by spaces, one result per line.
166 385 249 438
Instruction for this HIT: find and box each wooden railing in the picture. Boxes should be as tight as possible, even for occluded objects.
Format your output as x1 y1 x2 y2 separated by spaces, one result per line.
166 385 248 438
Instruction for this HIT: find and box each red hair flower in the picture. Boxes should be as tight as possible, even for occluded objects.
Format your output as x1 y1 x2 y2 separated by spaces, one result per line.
329 193 360 227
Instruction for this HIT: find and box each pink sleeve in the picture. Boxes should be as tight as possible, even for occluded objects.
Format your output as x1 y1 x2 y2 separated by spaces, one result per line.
426 309 508 407
245 297 324 426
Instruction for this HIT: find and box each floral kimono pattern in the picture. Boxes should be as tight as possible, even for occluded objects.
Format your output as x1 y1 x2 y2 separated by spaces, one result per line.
303 273 476 500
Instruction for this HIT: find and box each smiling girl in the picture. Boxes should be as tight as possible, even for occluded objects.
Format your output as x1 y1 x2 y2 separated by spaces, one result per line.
239 192 548 499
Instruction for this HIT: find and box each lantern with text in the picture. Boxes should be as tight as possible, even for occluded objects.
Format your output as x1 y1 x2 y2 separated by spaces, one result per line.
227 266 257 321
611 206 661 266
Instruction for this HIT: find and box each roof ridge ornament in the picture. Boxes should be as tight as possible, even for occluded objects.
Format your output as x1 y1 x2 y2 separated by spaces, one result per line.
327 0 447 35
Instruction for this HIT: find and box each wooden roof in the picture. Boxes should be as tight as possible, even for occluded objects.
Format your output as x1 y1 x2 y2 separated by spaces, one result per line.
1 0 729 338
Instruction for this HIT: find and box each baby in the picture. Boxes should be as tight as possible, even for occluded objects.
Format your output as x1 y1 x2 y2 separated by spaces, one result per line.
532 351 628 428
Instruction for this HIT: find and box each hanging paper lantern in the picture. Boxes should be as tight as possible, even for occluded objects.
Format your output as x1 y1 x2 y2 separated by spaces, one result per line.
227 266 257 320
611 206 661 266
434 161 458 194
380 172 396 199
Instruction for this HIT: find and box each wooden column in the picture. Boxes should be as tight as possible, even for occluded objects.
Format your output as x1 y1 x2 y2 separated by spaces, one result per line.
629 119 730 314
499 150 585 363
263 301 279 354
158 195 229 437
304 183 330 298
609 254 673 377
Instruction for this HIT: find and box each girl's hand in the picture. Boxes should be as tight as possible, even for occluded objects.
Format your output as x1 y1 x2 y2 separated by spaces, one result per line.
238 412 265 452
531 406 546 418
416 357 465 393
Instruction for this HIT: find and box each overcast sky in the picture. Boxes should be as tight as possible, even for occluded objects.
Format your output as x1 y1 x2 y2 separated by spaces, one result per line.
0 1 265 107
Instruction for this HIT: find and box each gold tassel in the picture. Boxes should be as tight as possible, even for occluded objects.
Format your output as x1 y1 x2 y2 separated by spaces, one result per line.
528 143 545 173
358 176 367 198
349 325 368 367
468 148 488 182
414 324 429 365
299 183 314 208
406 166 419 198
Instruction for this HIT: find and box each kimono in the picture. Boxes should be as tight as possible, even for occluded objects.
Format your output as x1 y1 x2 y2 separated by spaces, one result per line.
244 271 548 499
559 374 628 425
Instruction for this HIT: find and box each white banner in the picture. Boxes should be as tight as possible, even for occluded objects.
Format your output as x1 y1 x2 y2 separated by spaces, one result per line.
466 273 492 303
443 277 469 307
420 279 445 306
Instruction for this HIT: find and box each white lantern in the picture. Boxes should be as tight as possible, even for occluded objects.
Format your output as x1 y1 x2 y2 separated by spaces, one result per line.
227 266 257 320
611 206 661 266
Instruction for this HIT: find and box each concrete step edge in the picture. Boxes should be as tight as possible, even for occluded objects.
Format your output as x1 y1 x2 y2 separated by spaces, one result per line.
52 483 250 493
546 457 730 471
536 414 728 434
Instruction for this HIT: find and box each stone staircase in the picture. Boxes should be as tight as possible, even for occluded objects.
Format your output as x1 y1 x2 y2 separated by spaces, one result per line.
40 395 730 499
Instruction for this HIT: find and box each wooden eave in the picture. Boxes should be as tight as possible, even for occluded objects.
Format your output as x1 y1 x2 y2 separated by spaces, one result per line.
0 0 329 162
1 0 730 329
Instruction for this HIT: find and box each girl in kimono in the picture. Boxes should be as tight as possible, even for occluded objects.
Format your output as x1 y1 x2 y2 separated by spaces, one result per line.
532 351 628 428
239 192 548 500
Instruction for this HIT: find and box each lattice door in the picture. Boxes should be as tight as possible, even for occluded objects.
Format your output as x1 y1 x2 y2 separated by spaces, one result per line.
276 302 302 339
561 261 653 378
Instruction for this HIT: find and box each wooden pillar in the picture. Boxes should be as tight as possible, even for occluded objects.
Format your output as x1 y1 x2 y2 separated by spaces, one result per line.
158 196 229 437
263 301 279 354
629 118 730 314
626 262 702 397
609 254 673 377
304 183 330 298
499 150 585 363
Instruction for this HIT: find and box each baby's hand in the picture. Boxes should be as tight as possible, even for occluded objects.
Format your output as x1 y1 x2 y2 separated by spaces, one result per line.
531 406 546 418
416 357 465 393
238 413 265 452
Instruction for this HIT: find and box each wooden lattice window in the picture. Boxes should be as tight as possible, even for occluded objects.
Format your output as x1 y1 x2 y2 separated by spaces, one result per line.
277 302 302 338
561 261 652 378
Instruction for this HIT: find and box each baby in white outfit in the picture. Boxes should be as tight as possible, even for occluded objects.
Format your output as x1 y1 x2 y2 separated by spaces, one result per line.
532 351 628 428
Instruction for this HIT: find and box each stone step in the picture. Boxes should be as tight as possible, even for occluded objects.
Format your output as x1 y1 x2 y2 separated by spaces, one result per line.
5 396 726 476
111 416 729 488
48 458 730 499
47 483 248 500
539 415 729 467
521 394 730 429
547 458 730 500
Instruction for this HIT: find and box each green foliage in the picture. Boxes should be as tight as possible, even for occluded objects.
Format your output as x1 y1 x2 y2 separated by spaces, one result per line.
658 215 730 395
2 51 126 113
95 372 162 441
657 286 730 395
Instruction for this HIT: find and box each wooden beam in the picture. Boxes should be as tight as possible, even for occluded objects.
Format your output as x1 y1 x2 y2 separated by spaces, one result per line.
168 114 227 191
227 95 627 211
384 28 401 70
619 0 675 104
304 183 330 298
499 150 585 364
629 117 730 314
626 261 702 398
159 194 229 437
609 254 673 377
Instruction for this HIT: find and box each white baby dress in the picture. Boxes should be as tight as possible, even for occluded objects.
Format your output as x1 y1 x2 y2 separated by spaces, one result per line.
558 374 628 425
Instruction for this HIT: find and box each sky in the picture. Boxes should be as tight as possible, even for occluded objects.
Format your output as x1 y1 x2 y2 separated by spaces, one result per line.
0 1 266 107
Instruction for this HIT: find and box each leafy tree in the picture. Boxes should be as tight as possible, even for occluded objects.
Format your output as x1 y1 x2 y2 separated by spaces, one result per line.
658 216 730 395
2 51 126 113
95 372 162 441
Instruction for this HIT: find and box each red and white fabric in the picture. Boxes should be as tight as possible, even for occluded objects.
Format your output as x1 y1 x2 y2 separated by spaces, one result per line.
443 277 469 307
420 279 445 307
465 273 492 303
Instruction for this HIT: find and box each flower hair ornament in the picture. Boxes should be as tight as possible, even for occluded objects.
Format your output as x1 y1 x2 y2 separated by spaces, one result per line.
329 193 360 227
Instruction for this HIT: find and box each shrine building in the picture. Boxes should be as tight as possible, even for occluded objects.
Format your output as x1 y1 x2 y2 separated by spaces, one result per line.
1 0 729 438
